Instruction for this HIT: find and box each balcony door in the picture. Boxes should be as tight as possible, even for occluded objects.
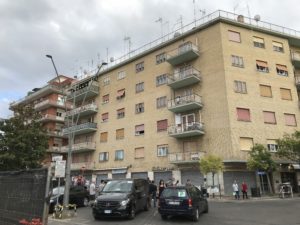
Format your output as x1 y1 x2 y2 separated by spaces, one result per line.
182 113 195 129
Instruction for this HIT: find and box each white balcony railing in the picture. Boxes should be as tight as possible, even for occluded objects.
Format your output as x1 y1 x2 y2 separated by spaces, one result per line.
169 151 204 163
34 99 72 110
168 94 202 108
66 103 97 117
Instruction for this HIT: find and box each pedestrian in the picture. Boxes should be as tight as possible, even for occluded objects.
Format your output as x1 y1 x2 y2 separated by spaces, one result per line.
89 181 96 205
166 177 175 187
149 180 157 207
158 179 165 207
241 181 248 199
232 180 240 200
186 179 192 187
98 179 106 193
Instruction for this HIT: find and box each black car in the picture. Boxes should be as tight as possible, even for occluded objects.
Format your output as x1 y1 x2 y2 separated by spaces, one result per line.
92 179 149 219
158 185 208 221
49 185 89 213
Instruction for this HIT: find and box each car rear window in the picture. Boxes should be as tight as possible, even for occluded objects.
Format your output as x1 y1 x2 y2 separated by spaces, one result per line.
161 188 188 198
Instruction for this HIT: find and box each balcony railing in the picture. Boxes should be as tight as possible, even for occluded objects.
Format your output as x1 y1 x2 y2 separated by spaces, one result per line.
34 99 72 110
291 51 300 69
71 162 94 170
10 84 63 108
168 122 204 138
68 83 99 102
168 94 203 113
60 142 96 153
47 146 61 153
40 114 65 123
169 151 205 164
295 76 300 90
167 67 201 89
62 122 97 135
46 130 64 138
66 103 98 118
166 43 199 66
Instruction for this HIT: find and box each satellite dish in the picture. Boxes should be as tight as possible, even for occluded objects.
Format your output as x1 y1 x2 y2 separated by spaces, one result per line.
254 15 261 22
83 70 88 75
110 57 114 62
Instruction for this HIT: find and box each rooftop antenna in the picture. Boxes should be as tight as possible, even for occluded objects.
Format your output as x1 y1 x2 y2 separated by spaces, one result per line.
199 9 206 17
233 2 239 14
193 0 196 27
124 36 132 56
155 17 163 39
106 48 109 65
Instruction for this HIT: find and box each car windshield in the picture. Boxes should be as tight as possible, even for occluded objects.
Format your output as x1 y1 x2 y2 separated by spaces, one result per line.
161 188 188 198
102 180 133 193
52 186 65 196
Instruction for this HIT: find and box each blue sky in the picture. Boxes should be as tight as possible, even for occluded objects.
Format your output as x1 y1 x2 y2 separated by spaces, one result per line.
1 0 300 118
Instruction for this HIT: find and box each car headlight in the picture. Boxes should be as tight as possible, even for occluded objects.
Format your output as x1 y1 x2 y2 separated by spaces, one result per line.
120 199 130 206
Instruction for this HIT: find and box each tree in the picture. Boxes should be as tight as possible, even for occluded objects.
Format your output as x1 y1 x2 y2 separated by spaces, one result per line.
0 105 48 171
199 154 224 196
276 131 300 165
247 144 276 194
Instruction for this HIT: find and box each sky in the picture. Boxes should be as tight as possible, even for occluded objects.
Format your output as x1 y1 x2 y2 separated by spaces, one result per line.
1 0 299 118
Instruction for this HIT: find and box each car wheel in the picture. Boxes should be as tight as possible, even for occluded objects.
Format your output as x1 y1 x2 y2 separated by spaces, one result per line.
83 197 89 207
128 205 135 220
203 204 209 213
192 208 199 222
161 215 168 220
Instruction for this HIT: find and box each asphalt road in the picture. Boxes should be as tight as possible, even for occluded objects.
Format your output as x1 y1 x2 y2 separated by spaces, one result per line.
48 198 300 225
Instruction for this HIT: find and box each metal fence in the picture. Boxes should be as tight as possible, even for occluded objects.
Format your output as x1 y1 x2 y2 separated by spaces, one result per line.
0 168 50 225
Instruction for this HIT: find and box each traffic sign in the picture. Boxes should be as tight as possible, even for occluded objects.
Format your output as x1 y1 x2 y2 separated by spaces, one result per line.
55 160 66 178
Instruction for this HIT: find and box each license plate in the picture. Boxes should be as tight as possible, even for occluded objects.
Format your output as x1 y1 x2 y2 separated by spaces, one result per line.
104 210 112 214
168 201 180 205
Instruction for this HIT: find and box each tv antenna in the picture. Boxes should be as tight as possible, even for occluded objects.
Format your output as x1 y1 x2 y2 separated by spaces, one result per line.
155 17 163 38
124 36 132 56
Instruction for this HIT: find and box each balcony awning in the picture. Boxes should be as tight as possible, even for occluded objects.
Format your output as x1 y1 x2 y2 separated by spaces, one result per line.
117 90 125 97
256 60 268 67
276 64 287 71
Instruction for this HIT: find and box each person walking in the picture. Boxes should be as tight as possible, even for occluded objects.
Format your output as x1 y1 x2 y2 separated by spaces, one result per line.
241 181 248 199
149 180 157 207
232 180 240 200
186 179 192 187
89 181 96 206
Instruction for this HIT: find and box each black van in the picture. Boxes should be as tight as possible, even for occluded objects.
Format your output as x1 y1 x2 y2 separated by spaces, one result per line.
92 179 149 219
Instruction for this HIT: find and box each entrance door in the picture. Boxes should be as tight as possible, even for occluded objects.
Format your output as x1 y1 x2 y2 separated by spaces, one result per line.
281 172 297 192
182 114 195 131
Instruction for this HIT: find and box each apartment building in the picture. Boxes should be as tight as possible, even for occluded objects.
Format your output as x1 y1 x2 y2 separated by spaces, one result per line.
10 75 74 162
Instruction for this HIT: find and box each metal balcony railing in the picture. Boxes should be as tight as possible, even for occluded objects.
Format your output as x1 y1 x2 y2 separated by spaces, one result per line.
168 94 202 108
40 114 65 122
168 122 205 137
34 99 72 110
291 51 300 61
66 103 98 117
62 122 97 135
68 83 99 101
167 67 201 84
169 151 205 163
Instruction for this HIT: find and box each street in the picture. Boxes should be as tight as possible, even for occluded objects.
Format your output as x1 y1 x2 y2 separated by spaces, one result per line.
48 198 300 225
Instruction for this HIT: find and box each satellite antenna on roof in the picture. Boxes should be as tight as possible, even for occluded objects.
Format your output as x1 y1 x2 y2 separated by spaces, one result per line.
110 57 114 62
254 14 261 22
155 17 163 39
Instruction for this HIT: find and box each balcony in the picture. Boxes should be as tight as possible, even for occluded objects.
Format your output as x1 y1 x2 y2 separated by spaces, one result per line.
47 146 63 153
68 83 99 102
60 142 96 153
169 152 205 164
168 122 204 138
167 67 201 89
46 130 64 138
66 103 98 118
62 122 97 136
168 94 203 113
39 114 65 123
10 84 63 108
34 99 72 111
291 52 300 69
166 42 199 66
71 162 94 170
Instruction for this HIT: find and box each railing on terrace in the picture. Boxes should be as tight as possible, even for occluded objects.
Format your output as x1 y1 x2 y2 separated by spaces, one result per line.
46 130 63 137
67 84 99 99
62 122 97 134
34 99 72 109
168 94 202 108
71 162 94 170
66 103 98 117
61 142 96 152
74 10 300 81
167 42 199 58
168 67 201 83
169 151 205 163
168 122 204 134
40 114 65 122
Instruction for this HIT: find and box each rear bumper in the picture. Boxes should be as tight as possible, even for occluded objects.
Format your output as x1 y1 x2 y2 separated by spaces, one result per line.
158 207 194 216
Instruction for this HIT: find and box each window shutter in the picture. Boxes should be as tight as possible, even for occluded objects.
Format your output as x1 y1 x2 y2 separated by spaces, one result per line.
280 88 292 100
284 114 297 126
263 111 276 124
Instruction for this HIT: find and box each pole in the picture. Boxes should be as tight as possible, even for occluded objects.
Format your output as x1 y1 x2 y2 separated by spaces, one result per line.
56 177 61 206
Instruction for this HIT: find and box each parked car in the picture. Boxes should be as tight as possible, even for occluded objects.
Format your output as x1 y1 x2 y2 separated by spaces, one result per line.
92 179 149 219
49 185 89 213
158 185 208 221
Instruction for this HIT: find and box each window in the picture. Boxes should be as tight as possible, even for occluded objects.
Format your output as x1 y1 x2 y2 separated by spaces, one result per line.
236 108 251 122
256 60 269 72
228 30 241 43
136 82 144 93
276 64 288 76
116 89 125 100
136 61 144 73
103 76 110 86
273 41 284 52
135 102 144 114
259 85 272 97
280 88 292 100
157 145 168 157
234 80 247 94
239 137 253 151
267 139 278 152
117 71 126 80
116 128 124 140
102 94 109 104
157 119 168 132
156 96 167 108
156 74 167 86
231 55 244 67
135 124 144 136
115 150 124 160
284 113 297 126
135 147 144 159
156 52 166 64
253 36 265 48
117 108 125 119
100 132 108 142
101 113 109 122
263 111 276 124
99 152 109 161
